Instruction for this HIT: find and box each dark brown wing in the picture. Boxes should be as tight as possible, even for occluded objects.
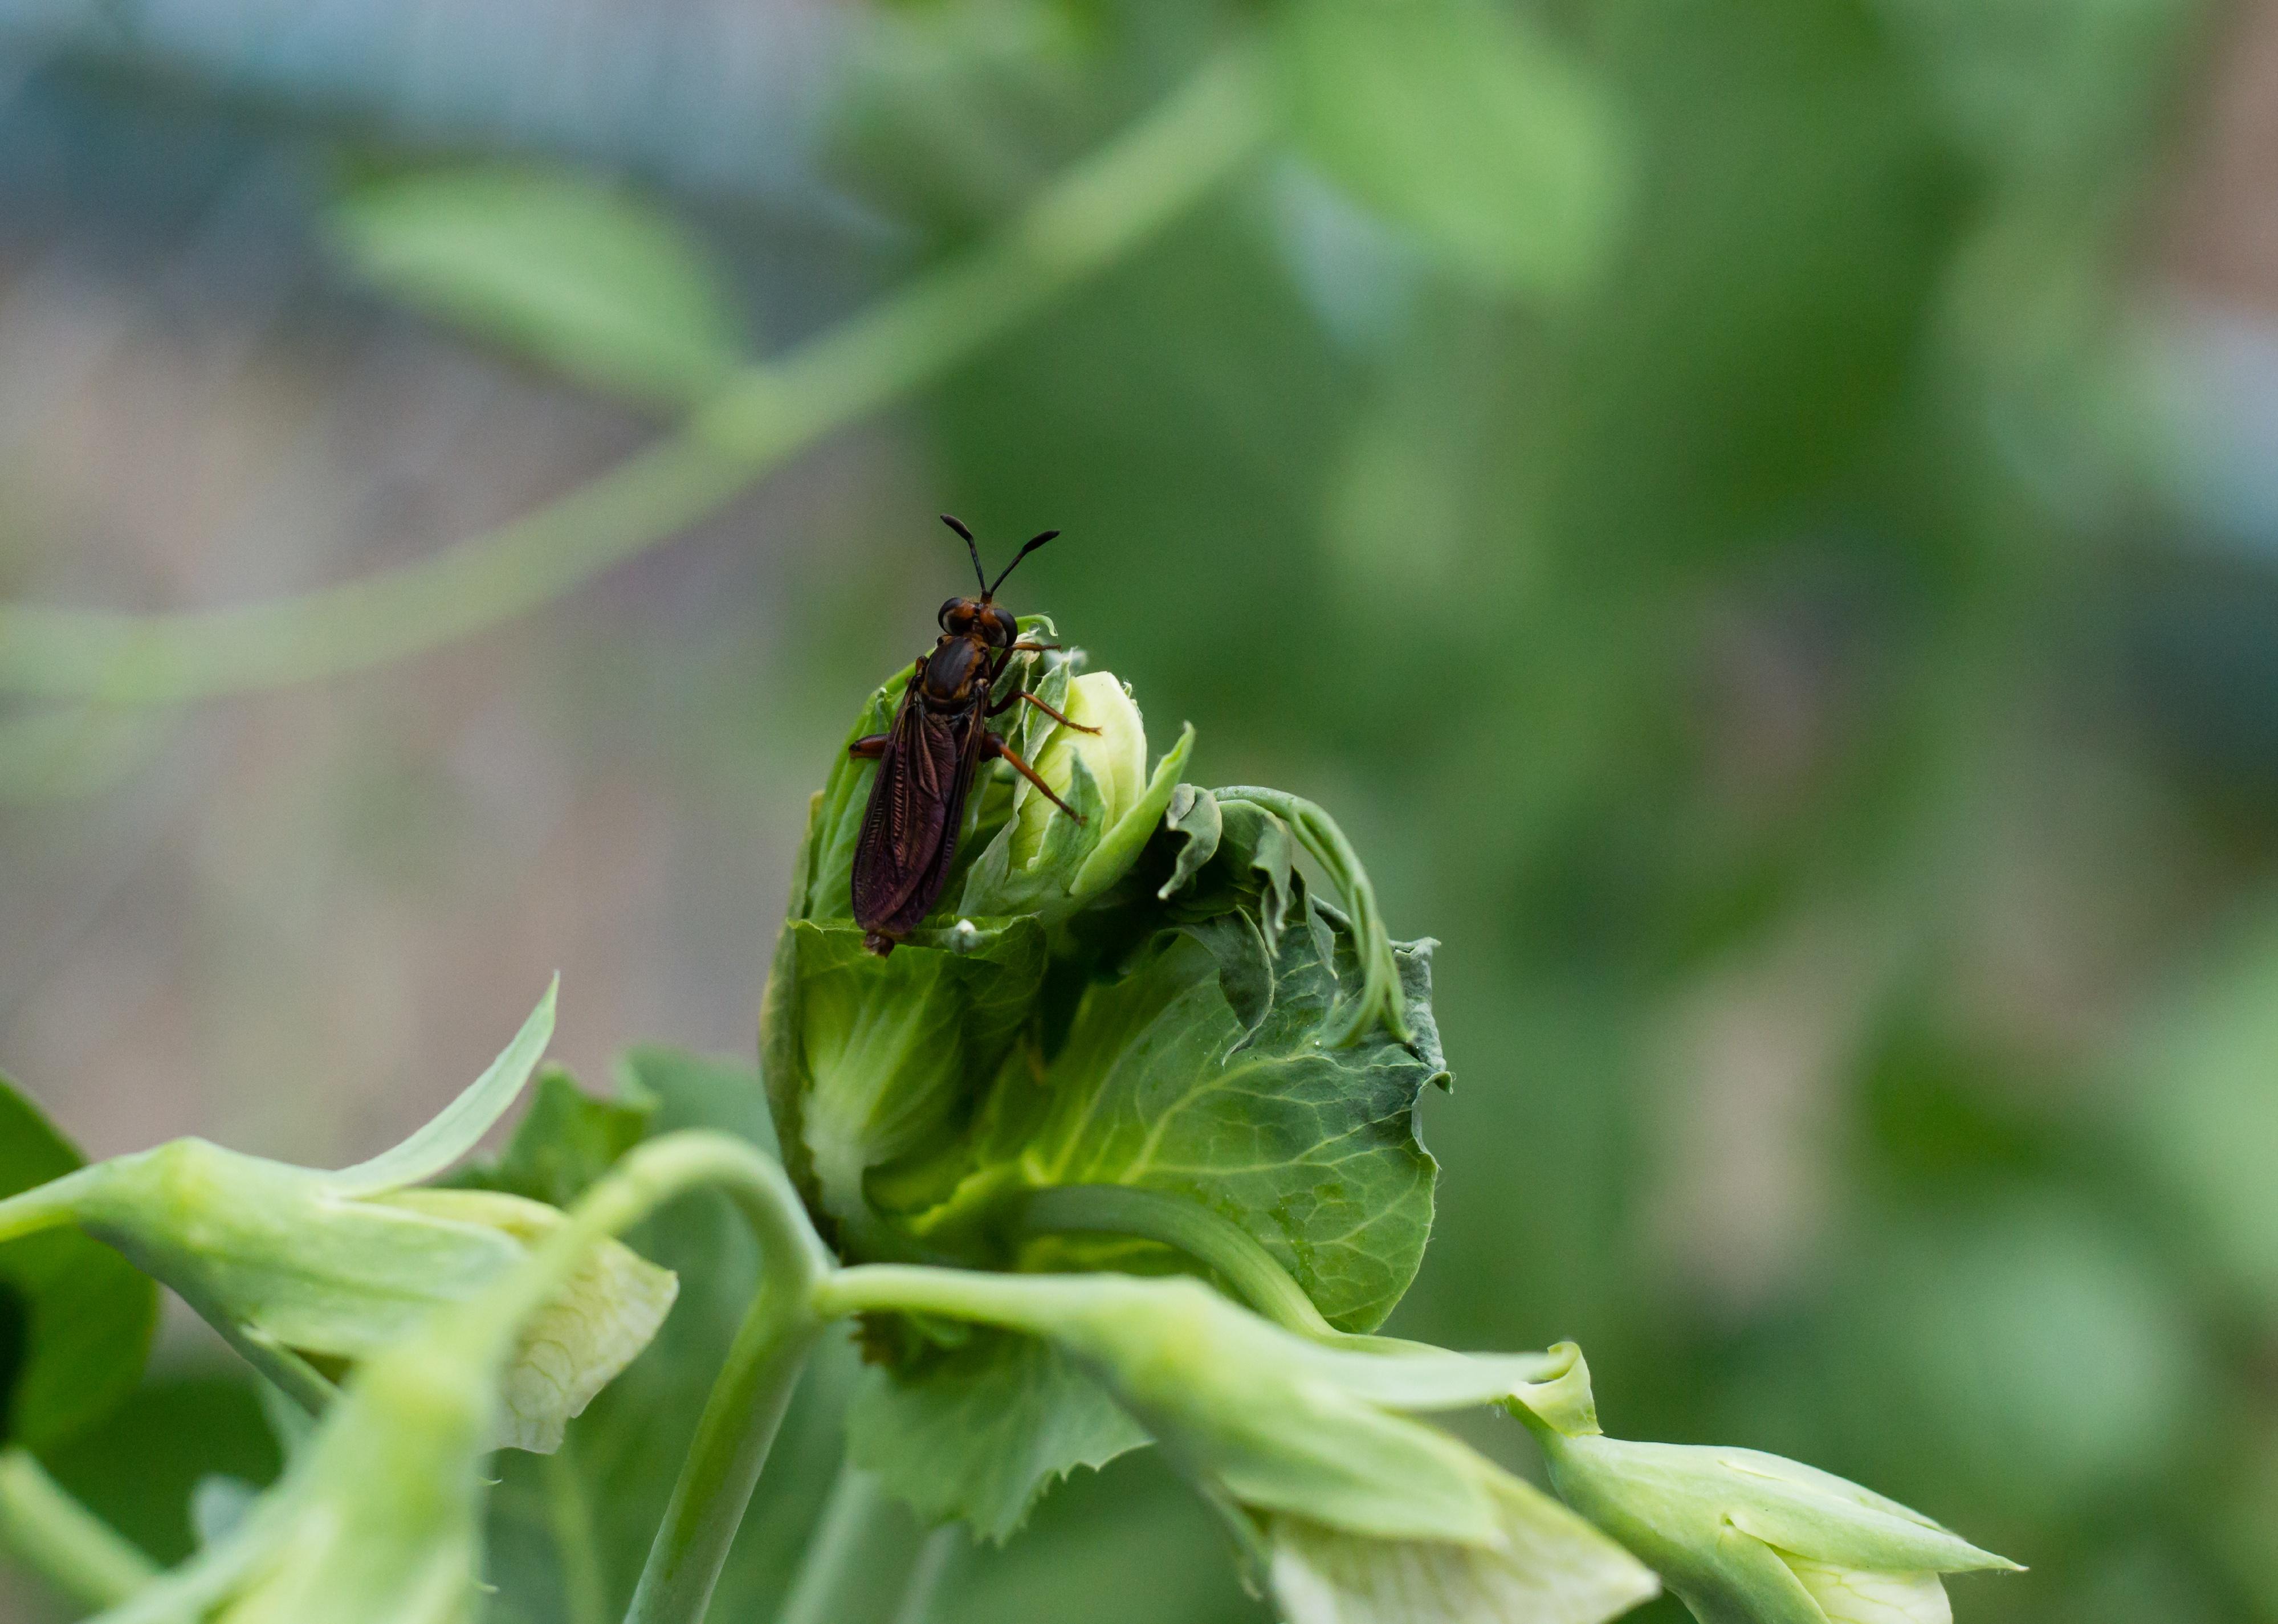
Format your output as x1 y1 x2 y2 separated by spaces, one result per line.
851 687 985 938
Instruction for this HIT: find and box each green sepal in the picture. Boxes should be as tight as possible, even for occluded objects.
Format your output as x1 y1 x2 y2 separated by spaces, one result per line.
445 1063 657 1209
1519 1348 2019 1624
329 979 556 1197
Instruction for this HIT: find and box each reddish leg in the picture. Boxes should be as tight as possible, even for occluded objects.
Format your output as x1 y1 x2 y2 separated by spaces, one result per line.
988 689 1101 732
1012 641 1061 653
983 731 1085 821
848 735 888 760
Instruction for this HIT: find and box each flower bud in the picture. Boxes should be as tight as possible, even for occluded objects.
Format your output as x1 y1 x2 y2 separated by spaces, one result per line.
90 1128 824 1624
1 985 675 1453
957 668 1193 919
829 1270 1659 1624
1007 672 1147 868
1511 1345 2019 1624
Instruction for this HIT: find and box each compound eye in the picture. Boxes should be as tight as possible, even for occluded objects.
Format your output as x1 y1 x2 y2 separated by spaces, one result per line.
937 597 969 632
983 607 1018 647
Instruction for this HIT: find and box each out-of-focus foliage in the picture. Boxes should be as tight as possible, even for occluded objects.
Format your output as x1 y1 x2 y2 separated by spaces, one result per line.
4 0 2273 1617
0 1082 154 1454
331 167 751 409
1278 0 1626 296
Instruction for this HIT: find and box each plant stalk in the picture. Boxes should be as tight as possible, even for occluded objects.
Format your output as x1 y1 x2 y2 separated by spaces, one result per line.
0 40 1271 705
544 1442 611 1624
621 1283 822 1624
774 1463 929 1624
887 1525 964 1624
0 1447 158 1609
505 1131 833 1624
1016 1184 1336 1336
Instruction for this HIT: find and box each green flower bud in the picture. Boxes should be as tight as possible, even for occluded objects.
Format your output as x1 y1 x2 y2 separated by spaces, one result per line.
956 668 1193 920
90 1129 824 1624
1511 1345 2020 1624
763 642 1189 1255
380 1189 677 1452
1005 672 1147 870
825 1268 1660 1624
0 984 675 1452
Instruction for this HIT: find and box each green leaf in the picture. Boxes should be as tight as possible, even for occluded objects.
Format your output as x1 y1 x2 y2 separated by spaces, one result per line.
0 1075 157 1452
761 916 1048 1243
2122 916 2278 1317
1156 783 1223 902
446 1064 657 1209
331 166 748 409
846 1331 1147 1543
840 799 1446 1538
937 898 1444 1333
1279 0 1628 296
614 1046 779 1162
41 1374 281 1566
1201 789 1412 1044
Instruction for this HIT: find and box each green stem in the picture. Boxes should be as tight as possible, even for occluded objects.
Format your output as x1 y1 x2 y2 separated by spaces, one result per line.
813 1264 1107 1332
466 1132 832 1357
622 1279 822 1624
405 1132 835 1624
1016 1185 1336 1337
0 1167 101 1244
887 1525 964 1624
207 1319 339 1418
775 1464 928 1624
492 1131 830 1624
0 1447 158 1609
0 42 1271 705
544 1442 611 1624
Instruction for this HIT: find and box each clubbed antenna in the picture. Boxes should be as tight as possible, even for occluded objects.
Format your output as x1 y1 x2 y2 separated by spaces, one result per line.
987 530 1061 598
940 513 986 593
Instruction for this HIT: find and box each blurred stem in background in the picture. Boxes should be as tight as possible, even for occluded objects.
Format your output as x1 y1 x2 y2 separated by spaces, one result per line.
774 1467 945 1624
0 1447 157 1610
0 39 1268 708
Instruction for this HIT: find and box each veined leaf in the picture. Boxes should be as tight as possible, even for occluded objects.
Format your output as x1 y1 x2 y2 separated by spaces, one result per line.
1279 0 1628 297
846 1332 1146 1543
0 1075 157 1452
976 916 1440 1331
849 793 1444 1538
917 791 1446 1333
761 916 1048 1243
331 165 748 409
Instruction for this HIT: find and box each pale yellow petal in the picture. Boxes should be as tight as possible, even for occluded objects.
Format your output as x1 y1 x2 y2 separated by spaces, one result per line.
1784 1556 1951 1624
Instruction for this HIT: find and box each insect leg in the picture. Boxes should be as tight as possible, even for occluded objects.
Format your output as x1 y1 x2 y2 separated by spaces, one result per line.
849 735 889 760
988 689 1101 732
983 732 1087 822
1010 641 1062 653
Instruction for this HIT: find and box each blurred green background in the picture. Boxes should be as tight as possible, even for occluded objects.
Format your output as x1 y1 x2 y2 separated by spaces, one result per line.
5 0 2278 1619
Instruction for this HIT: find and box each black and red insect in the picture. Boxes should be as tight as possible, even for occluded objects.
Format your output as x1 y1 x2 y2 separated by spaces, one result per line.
849 515 1095 956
